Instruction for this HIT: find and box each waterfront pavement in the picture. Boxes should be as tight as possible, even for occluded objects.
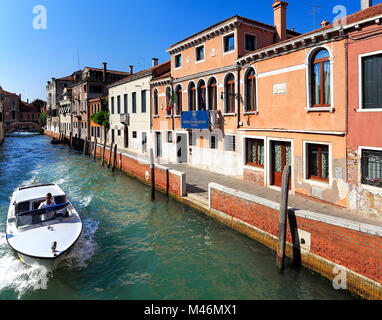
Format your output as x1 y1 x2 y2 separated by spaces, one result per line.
165 163 382 228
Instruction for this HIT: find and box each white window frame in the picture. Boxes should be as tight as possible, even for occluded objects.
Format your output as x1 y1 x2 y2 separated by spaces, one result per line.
303 140 332 188
222 32 235 55
305 45 335 113
358 146 382 193
244 32 257 53
195 44 205 64
222 72 237 116
174 53 182 70
242 66 259 114
242 135 266 175
358 50 382 112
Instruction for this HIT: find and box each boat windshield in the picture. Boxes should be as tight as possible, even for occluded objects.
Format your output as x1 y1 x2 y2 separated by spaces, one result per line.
16 202 70 228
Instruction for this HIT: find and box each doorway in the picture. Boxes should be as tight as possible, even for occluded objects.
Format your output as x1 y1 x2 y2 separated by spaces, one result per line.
155 132 162 158
271 141 291 189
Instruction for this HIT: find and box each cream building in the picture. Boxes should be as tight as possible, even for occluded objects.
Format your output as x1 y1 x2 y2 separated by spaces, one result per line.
107 59 170 156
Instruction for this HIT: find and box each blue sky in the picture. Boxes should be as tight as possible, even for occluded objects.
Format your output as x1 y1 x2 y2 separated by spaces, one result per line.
0 0 370 101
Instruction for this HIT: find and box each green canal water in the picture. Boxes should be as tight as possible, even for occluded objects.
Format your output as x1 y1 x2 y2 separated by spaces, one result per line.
0 135 357 300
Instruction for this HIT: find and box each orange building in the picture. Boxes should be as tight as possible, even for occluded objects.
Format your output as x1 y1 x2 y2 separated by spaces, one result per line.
89 96 107 143
151 1 382 211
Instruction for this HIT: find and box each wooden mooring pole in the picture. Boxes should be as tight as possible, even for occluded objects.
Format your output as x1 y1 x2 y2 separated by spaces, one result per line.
69 132 72 149
93 138 97 160
107 141 113 168
276 165 291 272
102 139 107 166
83 138 87 155
112 144 117 172
150 148 155 201
119 152 122 171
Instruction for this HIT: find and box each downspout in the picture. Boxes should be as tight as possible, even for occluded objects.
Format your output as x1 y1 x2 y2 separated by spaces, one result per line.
344 33 349 184
237 64 241 129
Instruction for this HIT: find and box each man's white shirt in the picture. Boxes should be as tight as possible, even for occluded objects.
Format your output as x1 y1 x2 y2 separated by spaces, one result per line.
38 200 56 209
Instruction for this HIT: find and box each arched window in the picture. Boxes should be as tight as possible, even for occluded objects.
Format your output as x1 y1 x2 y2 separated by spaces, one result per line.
166 87 172 116
245 68 256 111
225 73 235 113
189 82 196 111
208 78 217 110
153 89 158 115
311 49 331 107
197 80 206 110
175 85 182 116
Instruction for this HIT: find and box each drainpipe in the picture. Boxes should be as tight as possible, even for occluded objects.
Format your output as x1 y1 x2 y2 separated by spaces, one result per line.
237 65 241 129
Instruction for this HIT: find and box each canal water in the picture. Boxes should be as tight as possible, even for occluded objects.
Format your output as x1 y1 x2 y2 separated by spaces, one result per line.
0 135 357 300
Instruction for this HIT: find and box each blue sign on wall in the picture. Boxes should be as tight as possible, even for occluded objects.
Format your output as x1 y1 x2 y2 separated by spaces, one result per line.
181 110 210 130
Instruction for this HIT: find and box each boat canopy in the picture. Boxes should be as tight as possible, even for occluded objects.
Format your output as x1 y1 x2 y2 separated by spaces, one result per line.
15 184 65 204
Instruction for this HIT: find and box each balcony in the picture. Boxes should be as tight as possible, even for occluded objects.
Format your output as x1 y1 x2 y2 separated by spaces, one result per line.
120 113 130 125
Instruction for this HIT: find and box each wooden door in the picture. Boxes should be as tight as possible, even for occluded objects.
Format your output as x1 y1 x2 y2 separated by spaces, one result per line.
271 141 291 189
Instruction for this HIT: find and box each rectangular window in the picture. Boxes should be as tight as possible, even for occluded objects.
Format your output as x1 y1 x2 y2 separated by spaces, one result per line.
189 131 196 146
223 34 235 53
307 144 329 182
361 149 382 187
132 131 137 139
111 97 114 114
167 131 173 143
117 95 121 114
224 135 236 151
175 54 182 68
246 138 264 167
132 92 136 113
245 34 257 51
141 90 146 113
362 53 382 109
118 130 121 136
195 45 205 62
124 94 128 113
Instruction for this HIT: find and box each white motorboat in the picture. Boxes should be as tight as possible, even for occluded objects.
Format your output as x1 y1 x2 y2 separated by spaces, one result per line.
5 183 82 270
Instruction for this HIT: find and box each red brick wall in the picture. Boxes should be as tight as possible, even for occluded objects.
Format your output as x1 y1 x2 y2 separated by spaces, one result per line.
243 168 265 185
210 187 382 285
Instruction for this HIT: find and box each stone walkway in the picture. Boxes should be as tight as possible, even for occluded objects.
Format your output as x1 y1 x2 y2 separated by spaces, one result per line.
165 162 382 227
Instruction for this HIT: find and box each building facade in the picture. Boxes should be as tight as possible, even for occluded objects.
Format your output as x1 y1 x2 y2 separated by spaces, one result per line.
59 87 73 137
19 100 40 123
89 96 107 143
1 90 20 127
46 75 75 134
71 63 130 140
346 2 382 219
108 59 170 155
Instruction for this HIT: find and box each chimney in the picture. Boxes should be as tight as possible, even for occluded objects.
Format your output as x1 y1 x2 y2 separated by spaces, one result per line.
152 58 159 67
27 99 29 104
273 1 288 43
51 77 55 82
102 62 107 82
321 20 330 28
361 0 372 10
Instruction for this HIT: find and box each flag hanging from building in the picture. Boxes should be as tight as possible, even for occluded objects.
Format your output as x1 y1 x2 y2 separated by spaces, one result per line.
167 90 175 114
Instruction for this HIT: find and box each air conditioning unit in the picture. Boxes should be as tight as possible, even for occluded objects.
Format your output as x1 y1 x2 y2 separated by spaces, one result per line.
209 110 222 129
120 113 130 125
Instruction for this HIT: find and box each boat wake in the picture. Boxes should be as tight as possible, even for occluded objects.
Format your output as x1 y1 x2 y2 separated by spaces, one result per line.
61 217 99 270
0 233 50 298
